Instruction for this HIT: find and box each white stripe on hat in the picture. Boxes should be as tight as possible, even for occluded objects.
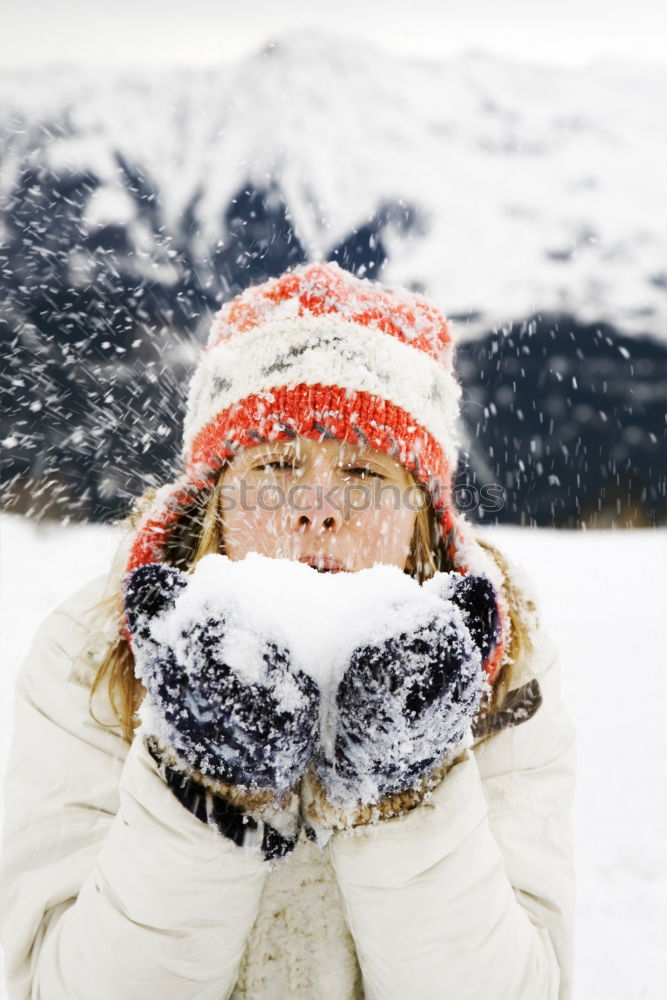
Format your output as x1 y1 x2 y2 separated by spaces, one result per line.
184 314 462 470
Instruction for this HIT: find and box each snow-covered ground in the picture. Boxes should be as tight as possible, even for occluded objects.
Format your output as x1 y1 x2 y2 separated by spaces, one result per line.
1 512 666 999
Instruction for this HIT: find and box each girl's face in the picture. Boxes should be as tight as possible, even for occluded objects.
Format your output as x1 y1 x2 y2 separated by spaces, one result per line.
219 436 420 573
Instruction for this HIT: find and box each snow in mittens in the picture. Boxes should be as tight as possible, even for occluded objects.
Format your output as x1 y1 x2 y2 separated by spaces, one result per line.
132 551 486 777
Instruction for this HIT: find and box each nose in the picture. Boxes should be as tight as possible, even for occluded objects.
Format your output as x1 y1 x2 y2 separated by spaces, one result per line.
287 464 344 535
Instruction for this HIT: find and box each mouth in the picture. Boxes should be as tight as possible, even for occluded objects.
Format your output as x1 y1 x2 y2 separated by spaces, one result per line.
298 555 345 574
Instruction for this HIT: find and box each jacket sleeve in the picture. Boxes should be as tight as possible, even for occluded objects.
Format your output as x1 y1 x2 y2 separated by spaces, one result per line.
328 634 576 1000
0 579 269 1000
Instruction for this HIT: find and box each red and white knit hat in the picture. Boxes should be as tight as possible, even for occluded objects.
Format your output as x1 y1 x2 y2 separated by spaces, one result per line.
126 261 510 681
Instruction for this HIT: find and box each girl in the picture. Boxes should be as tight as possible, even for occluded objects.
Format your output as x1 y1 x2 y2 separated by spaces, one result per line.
0 262 575 999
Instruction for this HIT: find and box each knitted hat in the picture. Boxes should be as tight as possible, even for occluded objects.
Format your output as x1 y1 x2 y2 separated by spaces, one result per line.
126 261 510 682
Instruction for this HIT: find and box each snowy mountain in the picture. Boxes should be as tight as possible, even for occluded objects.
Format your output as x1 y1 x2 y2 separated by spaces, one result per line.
2 35 665 335
1 34 666 525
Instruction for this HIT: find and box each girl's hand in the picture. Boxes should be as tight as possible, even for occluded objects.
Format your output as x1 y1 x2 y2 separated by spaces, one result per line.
305 574 499 832
123 563 321 800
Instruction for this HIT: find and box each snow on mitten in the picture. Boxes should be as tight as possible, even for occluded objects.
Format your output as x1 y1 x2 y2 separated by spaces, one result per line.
423 571 501 664
303 574 497 838
124 562 321 860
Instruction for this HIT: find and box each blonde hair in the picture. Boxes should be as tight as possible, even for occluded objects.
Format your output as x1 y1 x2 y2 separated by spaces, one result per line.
90 469 531 742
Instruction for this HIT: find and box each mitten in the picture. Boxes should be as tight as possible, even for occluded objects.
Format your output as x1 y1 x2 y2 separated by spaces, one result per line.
423 571 500 663
124 562 321 859
303 573 499 836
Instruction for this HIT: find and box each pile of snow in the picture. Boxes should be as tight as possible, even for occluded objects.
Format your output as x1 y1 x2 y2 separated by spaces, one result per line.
136 552 470 687
1 512 666 999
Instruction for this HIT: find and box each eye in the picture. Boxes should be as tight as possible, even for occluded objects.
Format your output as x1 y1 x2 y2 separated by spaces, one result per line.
257 459 295 472
342 466 384 480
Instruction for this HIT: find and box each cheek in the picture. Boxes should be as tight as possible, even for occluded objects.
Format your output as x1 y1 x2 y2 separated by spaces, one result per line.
220 480 291 558
356 492 417 562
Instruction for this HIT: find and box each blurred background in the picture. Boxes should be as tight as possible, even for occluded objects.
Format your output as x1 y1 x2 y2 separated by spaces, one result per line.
1 0 666 527
1 2 666 998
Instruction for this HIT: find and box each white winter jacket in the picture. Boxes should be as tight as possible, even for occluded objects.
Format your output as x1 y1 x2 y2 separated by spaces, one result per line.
1 572 575 1000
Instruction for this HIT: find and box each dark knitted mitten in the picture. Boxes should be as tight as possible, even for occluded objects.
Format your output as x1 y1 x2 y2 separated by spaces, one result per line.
124 562 321 858
304 574 498 835
426 572 501 663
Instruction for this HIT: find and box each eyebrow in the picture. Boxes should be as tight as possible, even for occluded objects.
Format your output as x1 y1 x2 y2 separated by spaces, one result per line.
240 442 404 474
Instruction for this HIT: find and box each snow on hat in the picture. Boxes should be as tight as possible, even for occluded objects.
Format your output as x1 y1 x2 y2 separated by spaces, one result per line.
126 261 510 681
